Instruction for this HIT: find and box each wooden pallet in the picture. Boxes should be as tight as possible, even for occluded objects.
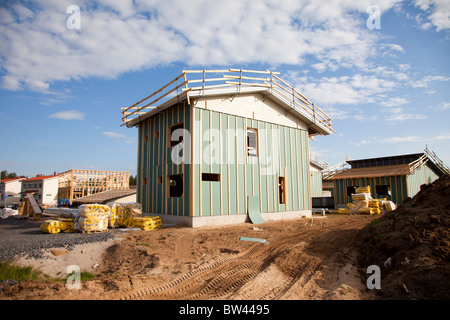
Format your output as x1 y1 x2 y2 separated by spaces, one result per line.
18 195 42 220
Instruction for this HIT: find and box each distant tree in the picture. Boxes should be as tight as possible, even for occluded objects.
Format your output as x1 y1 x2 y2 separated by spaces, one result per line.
1 170 18 180
129 175 136 186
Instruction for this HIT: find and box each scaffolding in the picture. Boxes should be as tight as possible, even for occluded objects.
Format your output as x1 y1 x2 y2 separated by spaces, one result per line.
58 169 129 203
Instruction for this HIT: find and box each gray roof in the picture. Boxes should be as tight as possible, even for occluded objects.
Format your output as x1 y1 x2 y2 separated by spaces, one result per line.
72 189 136 204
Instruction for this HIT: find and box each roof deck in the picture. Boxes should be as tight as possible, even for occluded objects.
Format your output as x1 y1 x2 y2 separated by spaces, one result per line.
121 68 334 136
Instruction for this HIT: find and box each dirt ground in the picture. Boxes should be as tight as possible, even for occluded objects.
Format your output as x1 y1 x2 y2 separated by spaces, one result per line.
354 174 450 299
1 214 379 300
4 171 449 301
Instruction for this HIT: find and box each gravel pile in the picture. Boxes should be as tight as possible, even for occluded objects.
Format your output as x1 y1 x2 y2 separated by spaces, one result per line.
0 217 119 262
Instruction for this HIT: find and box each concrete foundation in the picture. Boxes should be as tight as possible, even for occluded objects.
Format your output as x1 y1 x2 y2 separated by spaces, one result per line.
144 210 312 228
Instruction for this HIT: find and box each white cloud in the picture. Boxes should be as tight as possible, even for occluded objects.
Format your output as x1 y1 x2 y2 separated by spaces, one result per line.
103 132 125 139
49 109 85 120
434 134 450 140
380 97 409 107
103 131 134 144
0 0 403 91
384 107 427 122
414 0 450 31
411 75 450 88
352 135 421 146
379 136 421 143
429 102 450 110
289 73 397 106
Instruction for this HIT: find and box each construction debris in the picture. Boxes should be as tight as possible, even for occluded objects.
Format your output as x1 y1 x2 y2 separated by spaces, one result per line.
129 216 162 231
78 204 110 233
239 237 268 244
0 208 18 219
18 195 42 220
40 218 74 234
37 202 160 234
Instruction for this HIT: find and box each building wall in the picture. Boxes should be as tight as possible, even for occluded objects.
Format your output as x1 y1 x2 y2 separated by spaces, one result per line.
191 107 311 217
137 102 191 217
333 163 441 206
310 166 323 198
406 164 439 198
42 177 59 205
333 175 408 205
193 93 309 131
136 101 312 219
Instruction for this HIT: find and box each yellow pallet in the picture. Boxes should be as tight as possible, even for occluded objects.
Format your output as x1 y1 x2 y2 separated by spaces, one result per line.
58 218 74 232
352 193 371 201
357 207 381 215
79 204 111 218
355 186 371 194
368 200 381 208
40 220 62 234
130 216 162 230
79 216 108 232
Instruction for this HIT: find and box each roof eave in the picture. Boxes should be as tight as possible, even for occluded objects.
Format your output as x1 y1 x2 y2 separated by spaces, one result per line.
128 87 334 136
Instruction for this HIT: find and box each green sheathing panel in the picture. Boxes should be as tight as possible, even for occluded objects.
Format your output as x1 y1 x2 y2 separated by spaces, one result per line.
191 107 310 217
407 164 439 198
334 175 409 205
310 171 323 198
136 103 190 217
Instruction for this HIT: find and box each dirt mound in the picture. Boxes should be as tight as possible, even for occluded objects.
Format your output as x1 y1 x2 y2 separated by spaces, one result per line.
355 175 450 299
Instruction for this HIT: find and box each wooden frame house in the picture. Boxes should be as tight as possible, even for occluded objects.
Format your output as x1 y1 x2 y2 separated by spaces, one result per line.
122 69 334 227
58 169 129 203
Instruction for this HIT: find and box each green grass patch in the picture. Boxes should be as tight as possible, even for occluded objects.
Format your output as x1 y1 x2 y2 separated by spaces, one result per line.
0 262 97 283
0 261 43 281
139 242 150 247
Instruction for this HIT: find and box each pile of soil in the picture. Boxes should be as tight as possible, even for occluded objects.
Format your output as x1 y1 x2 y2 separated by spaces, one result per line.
355 174 450 299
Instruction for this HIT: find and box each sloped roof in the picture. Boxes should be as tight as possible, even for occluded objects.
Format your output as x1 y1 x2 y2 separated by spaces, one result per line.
331 164 412 180
72 189 136 204
0 178 25 183
22 175 58 182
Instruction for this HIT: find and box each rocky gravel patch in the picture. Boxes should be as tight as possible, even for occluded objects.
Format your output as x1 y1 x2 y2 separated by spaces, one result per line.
0 217 118 262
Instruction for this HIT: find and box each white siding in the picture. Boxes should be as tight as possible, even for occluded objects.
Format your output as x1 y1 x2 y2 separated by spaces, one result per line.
42 177 59 205
193 93 309 130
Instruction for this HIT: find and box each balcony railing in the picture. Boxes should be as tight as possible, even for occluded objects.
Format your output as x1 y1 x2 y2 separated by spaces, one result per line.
121 68 334 135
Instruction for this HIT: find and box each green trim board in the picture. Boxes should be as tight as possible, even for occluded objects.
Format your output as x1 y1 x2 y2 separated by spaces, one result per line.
247 196 264 224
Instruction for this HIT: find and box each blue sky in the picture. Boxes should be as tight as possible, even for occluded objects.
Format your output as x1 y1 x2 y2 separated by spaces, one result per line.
0 0 449 177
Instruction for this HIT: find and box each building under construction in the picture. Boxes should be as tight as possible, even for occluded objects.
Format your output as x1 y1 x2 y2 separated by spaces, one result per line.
330 148 449 206
58 169 129 203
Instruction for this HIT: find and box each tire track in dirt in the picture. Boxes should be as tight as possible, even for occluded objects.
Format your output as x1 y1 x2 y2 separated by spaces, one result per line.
121 229 325 300
120 241 271 300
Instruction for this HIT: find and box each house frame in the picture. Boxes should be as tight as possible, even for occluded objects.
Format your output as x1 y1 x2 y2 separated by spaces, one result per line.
58 169 129 203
